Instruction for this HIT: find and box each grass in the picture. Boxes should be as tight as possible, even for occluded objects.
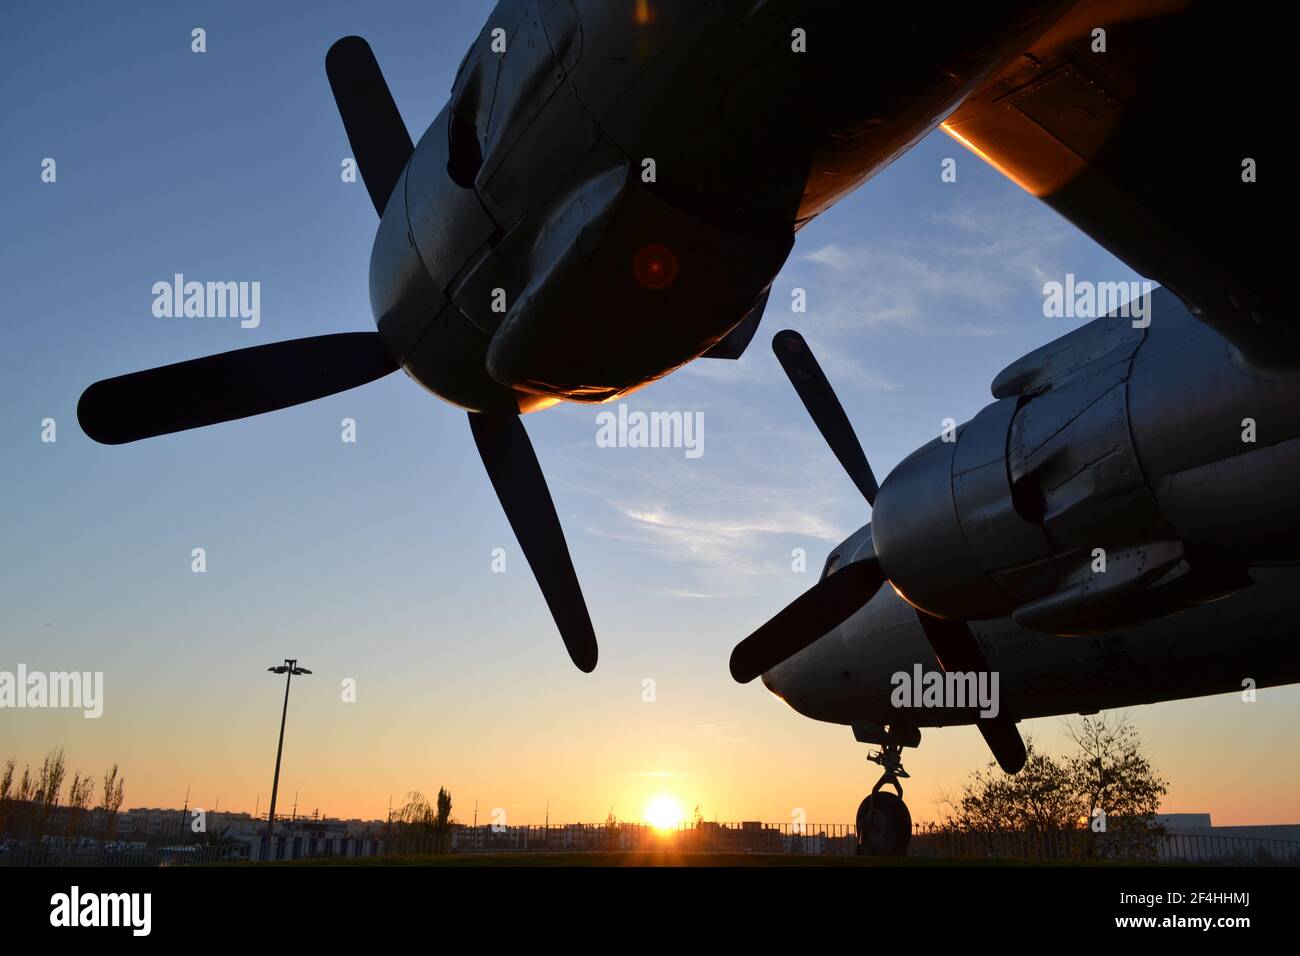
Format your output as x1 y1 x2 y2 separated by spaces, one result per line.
253 850 1134 867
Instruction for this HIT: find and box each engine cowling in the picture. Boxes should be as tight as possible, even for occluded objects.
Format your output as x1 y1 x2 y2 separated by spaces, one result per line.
873 288 1300 634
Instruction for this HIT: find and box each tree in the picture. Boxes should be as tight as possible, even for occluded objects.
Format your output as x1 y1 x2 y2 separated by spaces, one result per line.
34 748 66 838
100 764 125 840
434 786 453 854
939 713 1168 860
394 791 435 834
0 758 15 835
1065 714 1168 859
387 788 454 855
65 772 95 840
14 764 35 837
603 807 620 849
942 739 1077 834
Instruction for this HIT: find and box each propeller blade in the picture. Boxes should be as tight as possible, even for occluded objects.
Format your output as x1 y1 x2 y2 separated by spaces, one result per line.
78 332 398 444
772 330 878 505
915 611 1027 773
974 718 1028 775
730 557 885 683
326 36 414 216
468 413 599 673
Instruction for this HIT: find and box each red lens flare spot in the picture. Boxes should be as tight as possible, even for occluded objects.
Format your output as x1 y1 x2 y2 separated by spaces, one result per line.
633 244 679 290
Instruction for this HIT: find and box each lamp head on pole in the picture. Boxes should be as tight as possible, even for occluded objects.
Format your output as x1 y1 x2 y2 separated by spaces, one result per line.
268 659 311 676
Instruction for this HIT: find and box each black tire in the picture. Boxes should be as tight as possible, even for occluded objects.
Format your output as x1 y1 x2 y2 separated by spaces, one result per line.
855 791 912 856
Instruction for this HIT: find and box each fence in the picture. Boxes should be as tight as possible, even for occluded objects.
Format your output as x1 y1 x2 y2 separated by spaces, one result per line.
1 843 228 867
384 821 1300 865
386 822 858 857
1155 831 1300 865
909 824 1300 864
4 824 1297 866
0 836 384 867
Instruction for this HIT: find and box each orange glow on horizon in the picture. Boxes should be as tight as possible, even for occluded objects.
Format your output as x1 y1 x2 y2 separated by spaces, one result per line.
644 795 685 830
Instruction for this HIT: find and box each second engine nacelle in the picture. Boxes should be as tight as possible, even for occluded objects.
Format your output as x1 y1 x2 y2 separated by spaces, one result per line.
872 287 1300 634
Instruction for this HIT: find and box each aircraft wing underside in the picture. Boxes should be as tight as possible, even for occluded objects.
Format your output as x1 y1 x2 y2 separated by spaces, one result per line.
942 0 1299 374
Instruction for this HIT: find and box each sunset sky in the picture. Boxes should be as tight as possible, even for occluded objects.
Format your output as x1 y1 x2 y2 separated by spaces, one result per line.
3 0 1298 828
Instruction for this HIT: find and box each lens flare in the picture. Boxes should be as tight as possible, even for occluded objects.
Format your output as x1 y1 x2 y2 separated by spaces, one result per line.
633 244 679 290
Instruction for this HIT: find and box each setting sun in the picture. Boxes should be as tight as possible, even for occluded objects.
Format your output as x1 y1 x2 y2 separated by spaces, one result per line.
644 796 685 831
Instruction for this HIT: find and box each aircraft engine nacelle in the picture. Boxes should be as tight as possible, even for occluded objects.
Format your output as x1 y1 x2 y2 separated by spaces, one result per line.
872 288 1300 635
369 93 792 411
368 111 536 414
483 166 793 403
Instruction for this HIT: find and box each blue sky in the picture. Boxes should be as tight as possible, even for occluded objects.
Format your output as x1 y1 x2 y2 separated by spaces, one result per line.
4 1 1295 825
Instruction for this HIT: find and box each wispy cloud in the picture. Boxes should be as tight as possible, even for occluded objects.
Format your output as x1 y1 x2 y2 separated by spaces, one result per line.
646 587 723 600
930 205 1074 293
622 771 695 778
603 496 843 582
787 198 1074 338
547 382 868 597
694 723 742 745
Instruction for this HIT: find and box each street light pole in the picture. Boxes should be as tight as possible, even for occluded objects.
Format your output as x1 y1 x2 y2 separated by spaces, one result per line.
264 659 311 855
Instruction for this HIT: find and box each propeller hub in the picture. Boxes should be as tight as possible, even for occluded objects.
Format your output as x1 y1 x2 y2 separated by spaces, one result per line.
870 435 1016 621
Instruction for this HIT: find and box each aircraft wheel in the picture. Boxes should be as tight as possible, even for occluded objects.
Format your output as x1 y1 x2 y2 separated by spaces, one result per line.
855 791 911 856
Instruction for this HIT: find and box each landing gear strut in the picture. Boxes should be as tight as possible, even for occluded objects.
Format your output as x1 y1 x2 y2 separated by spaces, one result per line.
855 743 912 856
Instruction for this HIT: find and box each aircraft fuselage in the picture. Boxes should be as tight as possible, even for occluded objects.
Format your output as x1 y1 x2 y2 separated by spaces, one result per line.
766 550 1300 733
